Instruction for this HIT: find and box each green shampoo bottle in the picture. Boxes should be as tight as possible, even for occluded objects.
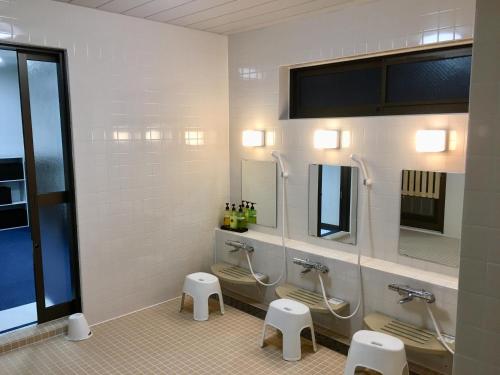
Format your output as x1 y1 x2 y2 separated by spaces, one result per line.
237 205 247 229
248 203 257 224
230 204 238 229
223 203 231 227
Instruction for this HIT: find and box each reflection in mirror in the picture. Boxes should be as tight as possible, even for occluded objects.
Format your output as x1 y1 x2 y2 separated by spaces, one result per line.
241 160 277 228
399 170 465 267
308 164 358 245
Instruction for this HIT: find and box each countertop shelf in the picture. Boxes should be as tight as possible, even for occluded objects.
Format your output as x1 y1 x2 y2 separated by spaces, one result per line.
211 263 268 286
275 283 348 314
364 312 453 355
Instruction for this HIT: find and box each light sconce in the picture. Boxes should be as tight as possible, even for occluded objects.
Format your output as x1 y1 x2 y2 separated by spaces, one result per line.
242 129 265 147
314 129 340 149
416 130 448 152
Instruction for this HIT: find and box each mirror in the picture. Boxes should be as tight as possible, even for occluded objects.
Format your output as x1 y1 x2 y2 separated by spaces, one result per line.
241 160 277 228
308 164 359 244
398 170 465 267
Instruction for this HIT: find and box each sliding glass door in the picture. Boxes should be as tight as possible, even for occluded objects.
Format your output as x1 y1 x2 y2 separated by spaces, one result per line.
0 48 36 333
0 44 81 327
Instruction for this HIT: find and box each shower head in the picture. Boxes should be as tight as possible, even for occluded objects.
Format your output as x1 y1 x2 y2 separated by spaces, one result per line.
350 153 372 186
272 151 289 178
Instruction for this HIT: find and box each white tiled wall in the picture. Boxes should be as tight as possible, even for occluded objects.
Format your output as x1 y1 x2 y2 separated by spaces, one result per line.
228 0 476 277
0 0 229 324
454 1 500 374
215 229 457 373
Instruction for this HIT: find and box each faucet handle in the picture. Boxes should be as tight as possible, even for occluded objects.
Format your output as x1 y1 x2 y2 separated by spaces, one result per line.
389 283 435 304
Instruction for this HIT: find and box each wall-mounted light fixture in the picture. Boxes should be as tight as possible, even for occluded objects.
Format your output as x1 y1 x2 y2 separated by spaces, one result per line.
313 129 340 149
242 129 265 147
416 130 448 152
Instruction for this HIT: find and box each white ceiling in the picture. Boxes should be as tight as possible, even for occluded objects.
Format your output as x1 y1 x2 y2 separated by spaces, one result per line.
53 0 362 35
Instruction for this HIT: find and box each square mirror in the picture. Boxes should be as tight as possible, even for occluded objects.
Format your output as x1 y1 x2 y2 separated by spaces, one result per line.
398 170 465 267
308 164 359 244
241 160 277 228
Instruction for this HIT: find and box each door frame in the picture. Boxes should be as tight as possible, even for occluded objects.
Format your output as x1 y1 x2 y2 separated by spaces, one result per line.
1 41 81 323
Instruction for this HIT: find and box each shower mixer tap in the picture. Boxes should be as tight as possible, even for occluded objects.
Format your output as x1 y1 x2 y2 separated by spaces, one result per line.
293 258 329 274
225 240 254 253
388 284 435 304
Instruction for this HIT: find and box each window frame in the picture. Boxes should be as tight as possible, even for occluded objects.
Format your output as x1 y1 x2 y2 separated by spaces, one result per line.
289 43 472 119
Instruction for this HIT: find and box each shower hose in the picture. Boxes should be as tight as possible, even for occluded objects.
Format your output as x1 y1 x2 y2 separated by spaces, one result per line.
425 302 455 355
316 191 368 320
317 173 373 320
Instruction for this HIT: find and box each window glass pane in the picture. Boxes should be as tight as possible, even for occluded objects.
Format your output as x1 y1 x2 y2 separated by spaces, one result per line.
27 60 66 194
297 66 381 111
386 56 471 103
39 203 74 307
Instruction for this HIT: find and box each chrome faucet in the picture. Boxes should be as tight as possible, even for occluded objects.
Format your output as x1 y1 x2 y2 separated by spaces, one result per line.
388 284 435 304
293 258 329 274
398 294 415 304
224 240 254 253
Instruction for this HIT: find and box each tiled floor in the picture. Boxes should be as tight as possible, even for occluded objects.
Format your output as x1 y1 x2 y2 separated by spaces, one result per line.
0 297 347 374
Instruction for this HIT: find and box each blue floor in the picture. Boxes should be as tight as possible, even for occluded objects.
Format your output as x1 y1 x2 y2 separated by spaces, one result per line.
0 227 36 311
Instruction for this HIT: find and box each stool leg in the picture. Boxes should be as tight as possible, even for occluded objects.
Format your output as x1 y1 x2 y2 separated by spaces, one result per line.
193 295 209 321
403 363 410 375
179 292 186 312
343 360 357 375
260 324 268 348
282 331 302 361
217 292 225 315
309 325 317 353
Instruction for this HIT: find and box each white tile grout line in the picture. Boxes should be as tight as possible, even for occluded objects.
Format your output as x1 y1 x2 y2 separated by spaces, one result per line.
90 295 182 328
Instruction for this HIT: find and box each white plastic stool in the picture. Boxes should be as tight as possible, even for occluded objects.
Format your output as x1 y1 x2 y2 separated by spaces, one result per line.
260 298 317 361
180 272 224 321
344 330 409 375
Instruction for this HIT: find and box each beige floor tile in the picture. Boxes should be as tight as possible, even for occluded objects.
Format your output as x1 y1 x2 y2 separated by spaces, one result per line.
0 298 347 374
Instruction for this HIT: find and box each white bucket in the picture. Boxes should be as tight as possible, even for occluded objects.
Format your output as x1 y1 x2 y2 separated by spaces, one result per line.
66 313 92 341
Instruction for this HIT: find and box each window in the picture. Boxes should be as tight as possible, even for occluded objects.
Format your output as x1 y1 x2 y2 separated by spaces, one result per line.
290 44 472 118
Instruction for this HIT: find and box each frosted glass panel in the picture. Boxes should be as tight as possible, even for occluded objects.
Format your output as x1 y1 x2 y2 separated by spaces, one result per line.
39 203 74 307
27 61 66 194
